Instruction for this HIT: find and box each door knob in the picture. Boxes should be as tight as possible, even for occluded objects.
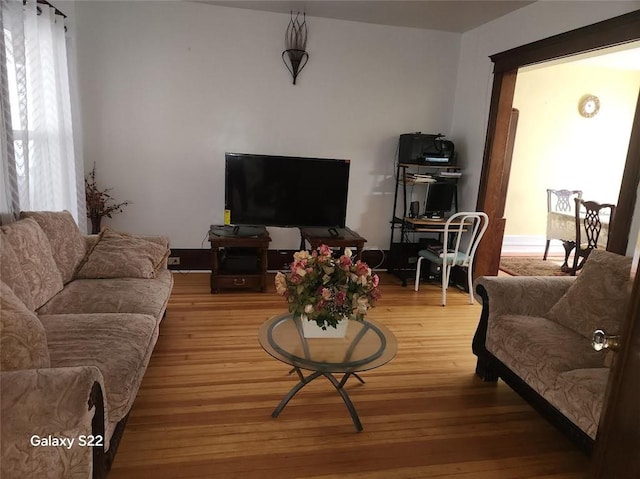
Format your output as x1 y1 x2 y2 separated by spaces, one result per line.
592 329 620 352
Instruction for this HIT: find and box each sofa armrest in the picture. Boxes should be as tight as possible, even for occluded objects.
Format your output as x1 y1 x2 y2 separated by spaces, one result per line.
474 275 575 318
1 366 106 479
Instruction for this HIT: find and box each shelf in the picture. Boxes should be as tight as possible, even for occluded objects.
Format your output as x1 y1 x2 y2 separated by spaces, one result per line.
398 163 461 169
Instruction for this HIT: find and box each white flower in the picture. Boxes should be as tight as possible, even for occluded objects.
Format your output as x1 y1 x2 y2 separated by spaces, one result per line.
304 304 314 314
275 272 287 295
357 296 369 314
293 250 311 261
344 248 353 258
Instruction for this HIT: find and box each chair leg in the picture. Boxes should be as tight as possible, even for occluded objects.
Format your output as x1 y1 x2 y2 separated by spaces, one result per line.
571 249 580 276
467 265 475 305
414 257 423 292
543 240 550 260
442 264 451 306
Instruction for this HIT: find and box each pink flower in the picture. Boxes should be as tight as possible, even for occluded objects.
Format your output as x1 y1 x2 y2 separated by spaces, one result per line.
335 291 346 306
372 274 379 288
319 244 332 256
321 288 332 300
290 274 303 285
354 261 369 277
339 255 352 270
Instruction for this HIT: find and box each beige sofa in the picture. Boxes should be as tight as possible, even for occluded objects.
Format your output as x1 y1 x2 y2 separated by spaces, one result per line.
0 211 173 479
472 249 632 453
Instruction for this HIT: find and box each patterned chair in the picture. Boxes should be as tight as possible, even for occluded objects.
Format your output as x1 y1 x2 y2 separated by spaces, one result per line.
544 189 582 261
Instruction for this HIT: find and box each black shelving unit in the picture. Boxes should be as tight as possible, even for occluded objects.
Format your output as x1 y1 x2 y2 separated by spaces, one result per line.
388 163 462 286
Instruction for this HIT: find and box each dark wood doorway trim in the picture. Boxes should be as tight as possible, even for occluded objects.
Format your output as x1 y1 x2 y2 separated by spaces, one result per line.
475 9 640 277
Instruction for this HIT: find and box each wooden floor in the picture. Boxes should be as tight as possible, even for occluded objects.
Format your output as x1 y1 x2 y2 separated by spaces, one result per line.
109 272 588 479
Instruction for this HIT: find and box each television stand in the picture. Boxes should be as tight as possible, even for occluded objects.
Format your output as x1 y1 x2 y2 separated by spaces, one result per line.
209 225 271 293
299 227 367 261
209 225 267 238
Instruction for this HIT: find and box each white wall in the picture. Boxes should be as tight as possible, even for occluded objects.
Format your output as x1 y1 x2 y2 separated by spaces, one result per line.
451 1 640 215
72 1 460 250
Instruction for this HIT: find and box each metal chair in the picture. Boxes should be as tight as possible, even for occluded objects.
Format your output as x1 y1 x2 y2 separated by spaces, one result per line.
544 189 582 261
414 212 489 306
571 198 615 275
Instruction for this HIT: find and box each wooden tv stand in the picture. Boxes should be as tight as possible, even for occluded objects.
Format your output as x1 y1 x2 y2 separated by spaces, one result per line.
208 226 271 293
299 227 367 260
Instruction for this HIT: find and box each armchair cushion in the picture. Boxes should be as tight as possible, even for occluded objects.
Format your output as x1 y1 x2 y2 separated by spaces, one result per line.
0 281 50 371
1 218 63 309
76 228 169 279
20 210 87 284
546 249 632 339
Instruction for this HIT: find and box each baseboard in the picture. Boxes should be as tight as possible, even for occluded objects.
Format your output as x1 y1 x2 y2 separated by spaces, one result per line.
501 235 565 255
167 248 389 271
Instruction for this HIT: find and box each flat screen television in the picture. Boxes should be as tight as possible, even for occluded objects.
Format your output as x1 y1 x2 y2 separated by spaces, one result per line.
224 153 350 228
424 182 456 219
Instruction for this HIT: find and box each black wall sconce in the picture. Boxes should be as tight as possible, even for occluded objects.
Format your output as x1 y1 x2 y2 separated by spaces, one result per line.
282 11 308 85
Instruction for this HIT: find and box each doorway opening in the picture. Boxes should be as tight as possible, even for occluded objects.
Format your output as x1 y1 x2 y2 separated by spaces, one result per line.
501 42 640 270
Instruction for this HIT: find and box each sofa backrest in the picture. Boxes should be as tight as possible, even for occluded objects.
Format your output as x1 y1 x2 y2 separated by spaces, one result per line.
0 281 50 370
20 211 87 284
1 217 63 310
0 233 36 310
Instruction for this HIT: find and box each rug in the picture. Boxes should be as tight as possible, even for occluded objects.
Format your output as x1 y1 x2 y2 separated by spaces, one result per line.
499 256 572 276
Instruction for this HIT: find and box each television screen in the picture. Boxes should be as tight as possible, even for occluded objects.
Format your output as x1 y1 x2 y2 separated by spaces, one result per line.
225 153 350 227
424 182 456 218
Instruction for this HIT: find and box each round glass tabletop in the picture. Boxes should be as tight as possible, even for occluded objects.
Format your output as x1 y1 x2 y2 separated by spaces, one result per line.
258 313 398 373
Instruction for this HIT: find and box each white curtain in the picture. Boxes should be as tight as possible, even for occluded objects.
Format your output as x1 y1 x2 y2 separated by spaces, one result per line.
1 0 84 227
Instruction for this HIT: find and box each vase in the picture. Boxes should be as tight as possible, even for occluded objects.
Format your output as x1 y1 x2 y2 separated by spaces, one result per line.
90 215 102 234
300 315 348 338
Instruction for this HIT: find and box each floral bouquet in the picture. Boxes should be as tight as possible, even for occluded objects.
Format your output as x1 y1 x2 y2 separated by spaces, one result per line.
275 245 381 330
85 163 129 233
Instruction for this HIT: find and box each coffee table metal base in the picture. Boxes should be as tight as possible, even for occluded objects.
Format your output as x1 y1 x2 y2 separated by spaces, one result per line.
272 367 366 431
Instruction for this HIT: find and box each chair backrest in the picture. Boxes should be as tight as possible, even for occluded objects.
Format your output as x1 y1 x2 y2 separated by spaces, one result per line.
442 212 489 267
574 198 616 250
547 189 583 214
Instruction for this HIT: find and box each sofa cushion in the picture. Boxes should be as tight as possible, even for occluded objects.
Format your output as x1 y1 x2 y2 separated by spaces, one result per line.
486 314 606 397
37 269 173 321
0 233 35 311
546 249 632 339
76 228 169 279
40 313 159 444
548 368 610 439
0 281 50 371
1 218 63 310
20 211 86 284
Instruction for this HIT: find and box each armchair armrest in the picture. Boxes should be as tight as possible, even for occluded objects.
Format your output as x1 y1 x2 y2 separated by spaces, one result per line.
1 366 106 479
474 275 575 318
472 276 576 381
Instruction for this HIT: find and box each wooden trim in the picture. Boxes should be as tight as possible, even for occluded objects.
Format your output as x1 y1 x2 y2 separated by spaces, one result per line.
475 71 518 277
608 89 640 255
490 10 640 73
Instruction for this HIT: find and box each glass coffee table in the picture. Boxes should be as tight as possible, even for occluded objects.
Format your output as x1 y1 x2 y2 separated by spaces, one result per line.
258 313 397 431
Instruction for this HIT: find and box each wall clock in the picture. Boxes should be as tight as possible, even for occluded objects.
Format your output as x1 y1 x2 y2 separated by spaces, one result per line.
578 94 600 118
